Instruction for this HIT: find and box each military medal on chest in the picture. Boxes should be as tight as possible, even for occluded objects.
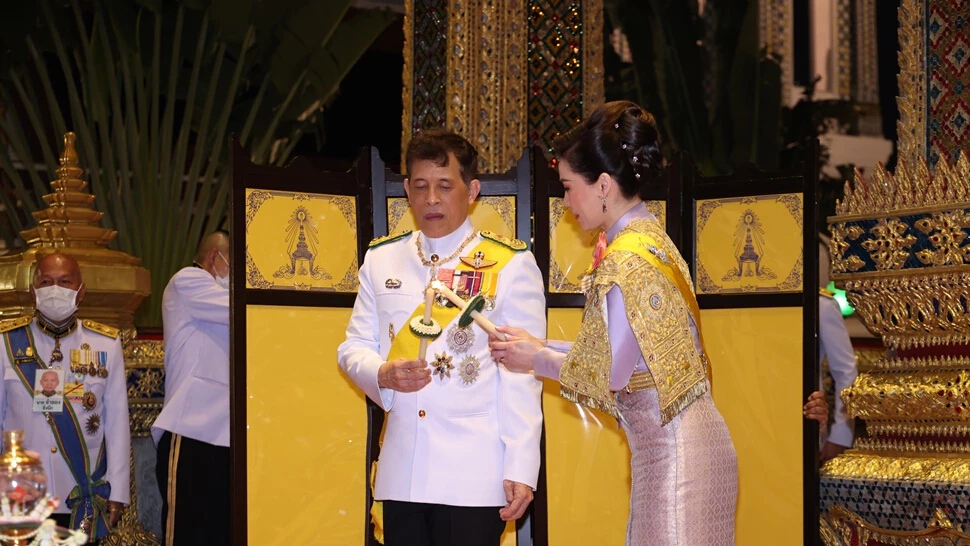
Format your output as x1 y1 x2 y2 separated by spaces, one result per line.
458 356 481 385
82 391 97 411
446 324 475 354
431 352 455 380
69 344 109 379
85 413 100 435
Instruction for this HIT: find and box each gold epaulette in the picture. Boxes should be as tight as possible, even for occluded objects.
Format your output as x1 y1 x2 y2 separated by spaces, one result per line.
369 230 413 249
819 287 836 299
480 230 527 251
0 316 32 334
81 319 120 339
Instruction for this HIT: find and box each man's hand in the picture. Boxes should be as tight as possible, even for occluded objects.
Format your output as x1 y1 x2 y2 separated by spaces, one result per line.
377 358 431 392
820 441 846 463
803 390 828 427
498 480 533 522
108 501 125 528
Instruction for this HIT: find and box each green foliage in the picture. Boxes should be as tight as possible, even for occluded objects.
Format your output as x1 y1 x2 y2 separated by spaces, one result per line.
0 0 396 327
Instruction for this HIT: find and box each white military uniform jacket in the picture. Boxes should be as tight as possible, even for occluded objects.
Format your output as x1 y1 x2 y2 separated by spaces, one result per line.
338 219 546 507
0 317 130 511
152 267 230 447
819 294 858 447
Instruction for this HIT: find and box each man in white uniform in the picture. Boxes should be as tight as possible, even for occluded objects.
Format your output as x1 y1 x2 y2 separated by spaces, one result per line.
819 288 858 461
152 231 230 546
0 253 129 542
339 130 546 546
818 237 858 462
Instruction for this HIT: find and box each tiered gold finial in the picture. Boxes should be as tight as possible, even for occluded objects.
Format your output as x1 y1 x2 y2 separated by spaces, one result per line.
18 132 121 249
0 132 149 327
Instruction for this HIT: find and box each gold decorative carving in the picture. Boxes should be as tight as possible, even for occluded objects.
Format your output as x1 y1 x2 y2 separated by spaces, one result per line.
400 0 415 167
446 0 528 172
582 0 604 117
842 370 970 423
838 271 970 348
860 218 916 271
871 356 970 372
821 452 970 483
827 504 970 545
819 515 840 546
854 436 970 454
896 0 926 167
914 210 970 266
832 155 970 219
123 339 165 368
854 346 886 373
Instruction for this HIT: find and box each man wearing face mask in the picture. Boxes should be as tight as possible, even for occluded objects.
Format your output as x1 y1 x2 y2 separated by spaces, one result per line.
151 230 230 546
0 253 130 542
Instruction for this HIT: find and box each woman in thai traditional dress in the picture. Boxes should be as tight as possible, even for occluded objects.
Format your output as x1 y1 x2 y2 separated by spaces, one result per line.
489 101 828 545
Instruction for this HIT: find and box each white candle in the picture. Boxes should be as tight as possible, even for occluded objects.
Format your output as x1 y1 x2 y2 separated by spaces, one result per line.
431 281 506 341
418 287 435 360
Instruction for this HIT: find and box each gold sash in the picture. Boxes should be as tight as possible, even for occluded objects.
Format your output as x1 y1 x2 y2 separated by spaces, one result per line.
559 219 710 424
385 237 517 361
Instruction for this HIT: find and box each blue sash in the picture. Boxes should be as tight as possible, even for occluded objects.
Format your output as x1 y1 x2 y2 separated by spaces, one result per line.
2 326 111 540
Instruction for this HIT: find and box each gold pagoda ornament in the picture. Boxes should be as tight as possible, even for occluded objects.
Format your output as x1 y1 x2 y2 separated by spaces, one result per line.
0 132 150 330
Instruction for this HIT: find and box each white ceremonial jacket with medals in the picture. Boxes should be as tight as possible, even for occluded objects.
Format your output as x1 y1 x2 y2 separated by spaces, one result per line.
338 218 546 507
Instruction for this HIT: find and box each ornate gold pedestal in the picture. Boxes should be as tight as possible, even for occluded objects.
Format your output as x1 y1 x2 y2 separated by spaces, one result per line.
825 153 970 542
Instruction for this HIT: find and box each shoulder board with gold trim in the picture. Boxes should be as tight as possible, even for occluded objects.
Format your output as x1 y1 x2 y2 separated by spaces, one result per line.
81 320 120 339
369 230 413 249
0 316 32 334
819 287 836 299
480 231 527 252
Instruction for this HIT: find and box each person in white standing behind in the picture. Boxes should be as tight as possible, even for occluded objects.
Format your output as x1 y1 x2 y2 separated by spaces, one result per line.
0 253 129 542
152 231 230 546
338 129 546 546
819 288 858 461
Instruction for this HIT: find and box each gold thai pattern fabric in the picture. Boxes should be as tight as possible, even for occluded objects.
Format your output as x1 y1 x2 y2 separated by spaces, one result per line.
559 219 708 424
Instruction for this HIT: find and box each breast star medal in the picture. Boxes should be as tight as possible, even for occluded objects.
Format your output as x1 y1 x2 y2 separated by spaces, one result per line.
85 413 100 435
82 391 97 411
446 324 475 354
458 356 481 385
431 352 454 380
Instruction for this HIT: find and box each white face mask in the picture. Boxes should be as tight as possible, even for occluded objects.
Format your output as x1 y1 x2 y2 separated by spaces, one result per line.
215 252 230 290
35 284 81 322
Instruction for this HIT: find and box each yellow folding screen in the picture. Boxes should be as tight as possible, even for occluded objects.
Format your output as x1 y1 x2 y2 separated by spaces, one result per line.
230 141 375 545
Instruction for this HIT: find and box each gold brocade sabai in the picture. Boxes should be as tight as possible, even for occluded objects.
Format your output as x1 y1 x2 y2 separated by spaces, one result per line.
559 219 708 424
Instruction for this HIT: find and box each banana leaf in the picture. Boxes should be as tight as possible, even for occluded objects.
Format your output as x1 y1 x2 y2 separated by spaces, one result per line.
0 0 396 327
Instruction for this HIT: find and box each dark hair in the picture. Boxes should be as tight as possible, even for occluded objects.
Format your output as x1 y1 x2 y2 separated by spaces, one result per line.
552 101 663 199
405 129 479 184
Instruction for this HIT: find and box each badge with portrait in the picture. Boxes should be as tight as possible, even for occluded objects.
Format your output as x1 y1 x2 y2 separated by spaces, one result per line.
33 368 64 413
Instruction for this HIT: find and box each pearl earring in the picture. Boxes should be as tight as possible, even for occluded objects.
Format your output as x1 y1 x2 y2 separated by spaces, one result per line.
600 195 607 213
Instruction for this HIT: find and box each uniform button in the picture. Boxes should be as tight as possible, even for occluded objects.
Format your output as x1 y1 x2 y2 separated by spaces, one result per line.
418 410 426 418
50 447 57 454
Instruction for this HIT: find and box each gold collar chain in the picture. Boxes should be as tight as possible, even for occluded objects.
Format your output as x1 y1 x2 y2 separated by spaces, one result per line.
415 230 479 269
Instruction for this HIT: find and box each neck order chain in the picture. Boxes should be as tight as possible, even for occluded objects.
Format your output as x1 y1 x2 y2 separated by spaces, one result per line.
415 230 479 285
36 314 77 366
